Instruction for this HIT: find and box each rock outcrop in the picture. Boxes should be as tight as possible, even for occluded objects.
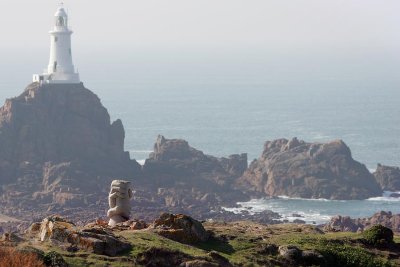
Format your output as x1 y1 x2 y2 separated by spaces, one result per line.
373 164 400 191
152 213 209 244
236 138 382 200
324 211 400 233
34 215 131 256
132 135 250 220
0 83 140 220
144 135 247 186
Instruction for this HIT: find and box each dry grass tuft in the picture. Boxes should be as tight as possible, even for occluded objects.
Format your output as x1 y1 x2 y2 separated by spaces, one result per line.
0 247 45 267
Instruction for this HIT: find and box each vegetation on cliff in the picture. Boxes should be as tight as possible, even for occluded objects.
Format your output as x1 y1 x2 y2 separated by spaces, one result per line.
1 217 399 267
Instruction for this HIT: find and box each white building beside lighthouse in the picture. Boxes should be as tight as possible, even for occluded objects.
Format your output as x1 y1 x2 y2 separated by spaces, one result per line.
33 6 80 84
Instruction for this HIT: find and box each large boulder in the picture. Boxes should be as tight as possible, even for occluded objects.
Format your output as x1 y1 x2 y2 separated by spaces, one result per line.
37 215 131 256
152 213 209 244
373 164 400 191
39 216 76 242
236 138 382 200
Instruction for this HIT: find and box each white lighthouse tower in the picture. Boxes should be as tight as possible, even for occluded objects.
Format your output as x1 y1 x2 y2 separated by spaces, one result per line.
33 5 80 84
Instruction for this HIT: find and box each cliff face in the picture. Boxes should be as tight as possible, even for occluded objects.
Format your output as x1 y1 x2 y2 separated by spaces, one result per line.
373 164 400 192
0 83 140 212
0 83 128 165
236 137 382 200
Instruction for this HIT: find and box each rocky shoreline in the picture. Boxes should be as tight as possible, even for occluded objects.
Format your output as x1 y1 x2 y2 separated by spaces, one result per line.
0 83 399 230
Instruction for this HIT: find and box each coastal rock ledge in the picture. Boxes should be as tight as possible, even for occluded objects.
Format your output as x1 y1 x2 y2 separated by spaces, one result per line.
235 137 382 200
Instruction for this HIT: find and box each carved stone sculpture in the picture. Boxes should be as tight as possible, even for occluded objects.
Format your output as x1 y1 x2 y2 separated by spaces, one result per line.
107 180 133 226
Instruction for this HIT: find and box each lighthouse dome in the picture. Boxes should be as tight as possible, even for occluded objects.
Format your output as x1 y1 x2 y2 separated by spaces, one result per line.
54 7 68 27
55 7 68 17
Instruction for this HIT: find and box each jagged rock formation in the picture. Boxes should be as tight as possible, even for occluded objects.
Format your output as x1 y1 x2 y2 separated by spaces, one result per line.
373 164 400 192
236 137 382 200
132 135 250 220
144 135 248 185
0 83 140 217
324 211 400 233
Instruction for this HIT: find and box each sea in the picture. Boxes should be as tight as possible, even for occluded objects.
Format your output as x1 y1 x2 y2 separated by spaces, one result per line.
0 49 399 224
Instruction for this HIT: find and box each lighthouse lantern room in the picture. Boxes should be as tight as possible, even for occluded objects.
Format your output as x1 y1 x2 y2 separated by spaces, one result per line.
33 6 80 84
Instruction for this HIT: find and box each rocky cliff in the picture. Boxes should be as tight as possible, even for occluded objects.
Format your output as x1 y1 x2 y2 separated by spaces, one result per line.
235 137 382 200
0 83 140 217
373 164 400 192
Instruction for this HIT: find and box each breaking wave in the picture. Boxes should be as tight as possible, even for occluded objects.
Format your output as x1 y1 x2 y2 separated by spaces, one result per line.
223 192 400 225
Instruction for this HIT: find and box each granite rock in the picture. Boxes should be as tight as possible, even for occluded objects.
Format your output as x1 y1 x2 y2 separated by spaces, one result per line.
152 213 209 244
236 138 382 200
373 164 400 191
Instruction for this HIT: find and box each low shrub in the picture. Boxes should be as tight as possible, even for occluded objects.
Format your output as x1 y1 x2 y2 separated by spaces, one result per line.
43 251 68 267
362 225 394 246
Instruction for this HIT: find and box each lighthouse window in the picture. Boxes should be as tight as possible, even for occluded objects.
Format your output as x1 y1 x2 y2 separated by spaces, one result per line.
54 37 58 42
56 16 65 27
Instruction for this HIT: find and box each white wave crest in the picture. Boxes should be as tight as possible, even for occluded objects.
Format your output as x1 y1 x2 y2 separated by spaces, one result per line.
136 159 146 166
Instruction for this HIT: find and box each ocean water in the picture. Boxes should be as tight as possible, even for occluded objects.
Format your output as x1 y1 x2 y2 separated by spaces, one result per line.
224 192 400 224
0 50 399 222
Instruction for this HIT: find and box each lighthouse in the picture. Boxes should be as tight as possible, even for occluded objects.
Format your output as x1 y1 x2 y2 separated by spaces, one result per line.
33 6 80 84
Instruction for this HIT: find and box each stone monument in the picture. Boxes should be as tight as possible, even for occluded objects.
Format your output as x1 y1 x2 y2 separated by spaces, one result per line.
107 180 133 226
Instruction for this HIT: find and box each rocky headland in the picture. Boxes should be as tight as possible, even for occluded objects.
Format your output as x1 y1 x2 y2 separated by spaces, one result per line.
0 83 141 224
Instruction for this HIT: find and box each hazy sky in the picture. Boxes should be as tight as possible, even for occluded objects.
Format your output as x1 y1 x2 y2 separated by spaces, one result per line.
0 0 399 89
0 0 398 52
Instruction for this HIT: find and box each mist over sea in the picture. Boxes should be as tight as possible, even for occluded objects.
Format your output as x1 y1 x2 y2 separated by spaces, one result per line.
1 49 399 223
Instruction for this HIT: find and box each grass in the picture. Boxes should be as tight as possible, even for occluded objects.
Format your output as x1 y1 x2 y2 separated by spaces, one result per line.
7 223 400 267
120 230 209 258
266 227 395 267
